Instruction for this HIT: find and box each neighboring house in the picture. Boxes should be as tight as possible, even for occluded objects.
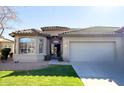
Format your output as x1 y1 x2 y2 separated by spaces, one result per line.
0 36 14 54
9 26 124 63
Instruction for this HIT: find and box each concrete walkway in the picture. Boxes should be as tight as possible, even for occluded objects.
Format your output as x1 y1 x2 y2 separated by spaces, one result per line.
0 60 70 71
72 62 124 86
0 61 49 70
49 59 71 65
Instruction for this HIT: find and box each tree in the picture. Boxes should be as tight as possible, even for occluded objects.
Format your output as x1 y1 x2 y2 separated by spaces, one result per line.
0 6 16 36
1 48 11 61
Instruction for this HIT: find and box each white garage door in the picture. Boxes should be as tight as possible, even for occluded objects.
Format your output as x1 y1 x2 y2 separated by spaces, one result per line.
70 42 115 62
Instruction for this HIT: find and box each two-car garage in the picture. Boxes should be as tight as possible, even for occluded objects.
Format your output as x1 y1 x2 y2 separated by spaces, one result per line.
61 27 124 63
69 42 116 63
69 41 116 62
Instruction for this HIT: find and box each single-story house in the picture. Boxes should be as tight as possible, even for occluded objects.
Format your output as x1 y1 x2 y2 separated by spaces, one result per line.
9 26 124 63
0 36 14 53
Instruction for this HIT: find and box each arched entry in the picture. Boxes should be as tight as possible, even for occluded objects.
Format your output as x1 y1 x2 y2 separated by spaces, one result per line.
50 36 62 59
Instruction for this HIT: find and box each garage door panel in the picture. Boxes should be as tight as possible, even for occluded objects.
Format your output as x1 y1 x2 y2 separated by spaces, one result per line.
69 42 115 62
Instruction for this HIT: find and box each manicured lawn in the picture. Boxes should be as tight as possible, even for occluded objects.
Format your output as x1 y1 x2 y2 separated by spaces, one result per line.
0 65 83 86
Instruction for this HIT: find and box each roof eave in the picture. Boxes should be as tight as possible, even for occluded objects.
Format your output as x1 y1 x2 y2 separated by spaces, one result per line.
59 34 124 37
9 32 50 37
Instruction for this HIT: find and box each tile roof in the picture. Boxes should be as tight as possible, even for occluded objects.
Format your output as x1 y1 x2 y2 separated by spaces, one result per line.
9 29 50 37
41 26 70 31
9 26 124 37
59 26 123 36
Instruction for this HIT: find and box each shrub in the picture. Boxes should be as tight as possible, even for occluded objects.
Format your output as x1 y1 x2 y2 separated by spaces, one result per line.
0 48 11 60
44 55 51 61
58 57 63 62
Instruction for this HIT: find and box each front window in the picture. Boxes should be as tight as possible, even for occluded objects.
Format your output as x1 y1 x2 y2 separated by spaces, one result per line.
19 38 35 54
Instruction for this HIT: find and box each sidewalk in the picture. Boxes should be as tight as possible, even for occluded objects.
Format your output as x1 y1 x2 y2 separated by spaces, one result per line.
0 62 49 70
48 59 71 65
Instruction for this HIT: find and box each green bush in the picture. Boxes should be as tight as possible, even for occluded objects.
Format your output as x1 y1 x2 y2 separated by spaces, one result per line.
58 57 63 62
44 55 51 61
0 48 11 60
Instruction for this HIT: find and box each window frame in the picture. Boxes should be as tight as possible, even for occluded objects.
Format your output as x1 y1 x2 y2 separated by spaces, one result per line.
19 37 35 54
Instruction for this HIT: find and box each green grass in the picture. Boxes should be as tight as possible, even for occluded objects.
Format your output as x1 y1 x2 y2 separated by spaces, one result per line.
0 65 83 86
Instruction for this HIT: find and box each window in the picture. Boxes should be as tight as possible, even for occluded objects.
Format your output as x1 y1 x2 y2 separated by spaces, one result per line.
19 38 35 54
39 39 43 53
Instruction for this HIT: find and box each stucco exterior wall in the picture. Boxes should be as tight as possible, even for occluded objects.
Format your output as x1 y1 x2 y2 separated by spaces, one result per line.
43 31 66 36
62 36 124 63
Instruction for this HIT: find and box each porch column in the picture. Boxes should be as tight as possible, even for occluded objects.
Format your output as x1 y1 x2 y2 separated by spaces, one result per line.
15 37 19 54
35 37 39 54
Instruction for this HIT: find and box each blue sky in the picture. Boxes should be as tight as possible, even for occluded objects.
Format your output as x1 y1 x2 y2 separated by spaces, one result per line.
3 6 124 39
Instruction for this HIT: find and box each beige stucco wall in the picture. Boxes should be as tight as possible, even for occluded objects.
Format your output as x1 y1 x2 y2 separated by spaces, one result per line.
62 36 124 63
13 36 47 62
43 31 66 36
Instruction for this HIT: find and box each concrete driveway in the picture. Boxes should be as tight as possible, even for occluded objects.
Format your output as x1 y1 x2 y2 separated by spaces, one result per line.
72 62 124 86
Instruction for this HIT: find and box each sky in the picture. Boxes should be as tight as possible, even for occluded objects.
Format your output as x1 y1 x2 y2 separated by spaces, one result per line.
3 6 124 39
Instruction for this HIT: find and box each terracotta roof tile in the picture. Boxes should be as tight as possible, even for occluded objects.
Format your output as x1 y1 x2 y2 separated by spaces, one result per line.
9 29 50 37
41 26 70 31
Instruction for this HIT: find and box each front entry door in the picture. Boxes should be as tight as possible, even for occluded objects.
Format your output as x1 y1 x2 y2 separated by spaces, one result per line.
50 36 62 59
51 43 61 59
